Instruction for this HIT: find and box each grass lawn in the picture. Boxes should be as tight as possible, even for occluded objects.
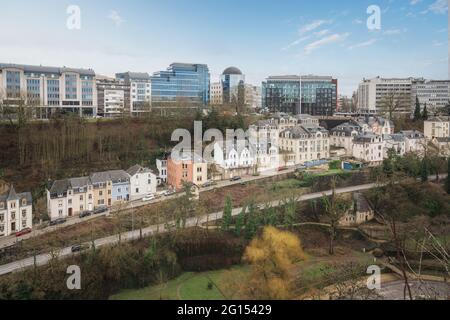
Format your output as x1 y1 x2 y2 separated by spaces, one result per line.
110 266 248 300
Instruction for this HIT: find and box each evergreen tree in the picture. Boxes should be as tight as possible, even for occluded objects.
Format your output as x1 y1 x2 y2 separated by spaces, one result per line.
446 158 450 195
234 206 246 236
413 96 421 121
420 158 429 182
245 202 258 239
221 195 233 231
422 103 428 120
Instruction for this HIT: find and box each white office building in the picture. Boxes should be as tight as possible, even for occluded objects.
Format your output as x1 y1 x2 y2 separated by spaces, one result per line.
0 63 97 118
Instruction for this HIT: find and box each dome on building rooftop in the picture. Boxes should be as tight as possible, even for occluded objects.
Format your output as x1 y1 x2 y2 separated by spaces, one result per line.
222 67 243 75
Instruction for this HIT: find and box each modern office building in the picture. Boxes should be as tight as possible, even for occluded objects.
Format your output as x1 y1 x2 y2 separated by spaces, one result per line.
245 84 262 110
357 77 416 115
262 75 337 116
96 77 130 117
411 80 450 113
115 72 151 116
210 82 223 105
221 67 245 104
150 63 210 107
0 63 97 118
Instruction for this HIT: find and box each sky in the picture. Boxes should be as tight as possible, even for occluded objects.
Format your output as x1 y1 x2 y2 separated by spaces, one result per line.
0 0 448 95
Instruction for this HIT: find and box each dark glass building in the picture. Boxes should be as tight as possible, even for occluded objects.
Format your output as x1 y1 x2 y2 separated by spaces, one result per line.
221 67 245 104
262 75 338 116
150 63 210 106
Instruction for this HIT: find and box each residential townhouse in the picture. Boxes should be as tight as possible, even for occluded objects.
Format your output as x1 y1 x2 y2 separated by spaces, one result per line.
0 186 32 237
431 137 450 156
330 122 363 157
167 153 208 191
156 156 169 185
279 125 330 166
424 116 450 140
47 165 155 220
352 133 384 165
127 165 157 200
383 134 407 158
399 130 426 155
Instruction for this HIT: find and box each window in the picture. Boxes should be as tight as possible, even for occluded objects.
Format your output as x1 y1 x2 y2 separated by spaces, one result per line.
68 199 72 205
21 199 27 206
108 190 111 195
118 188 121 193
58 209 63 217
22 221 27 228
80 195 83 201
99 191 103 196
0 214 3 222
22 210 26 218
135 188 139 193
89 194 92 200
0 203 3 210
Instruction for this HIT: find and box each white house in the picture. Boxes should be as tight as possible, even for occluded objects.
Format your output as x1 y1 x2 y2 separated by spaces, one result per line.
330 122 362 157
400 130 426 155
156 156 168 185
127 165 157 201
279 125 330 166
213 141 255 170
424 116 450 140
352 133 384 165
383 134 406 158
0 186 33 237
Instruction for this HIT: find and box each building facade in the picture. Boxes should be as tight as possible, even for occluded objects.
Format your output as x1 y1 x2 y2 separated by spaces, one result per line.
245 84 262 110
0 186 32 237
127 165 157 201
352 133 384 165
47 166 155 220
357 77 417 115
210 82 223 105
96 77 130 117
279 125 330 166
221 67 245 104
167 153 208 191
150 63 210 107
411 80 450 114
424 116 450 140
0 63 97 118
115 72 151 116
262 75 337 116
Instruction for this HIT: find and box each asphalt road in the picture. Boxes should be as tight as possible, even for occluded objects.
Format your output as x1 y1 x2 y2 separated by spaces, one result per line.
0 181 379 276
0 166 294 249
0 173 447 276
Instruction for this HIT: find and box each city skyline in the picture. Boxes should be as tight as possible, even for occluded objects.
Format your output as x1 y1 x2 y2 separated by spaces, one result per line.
0 0 448 95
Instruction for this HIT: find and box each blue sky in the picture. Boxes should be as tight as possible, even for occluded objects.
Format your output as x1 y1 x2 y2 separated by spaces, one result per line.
0 0 448 95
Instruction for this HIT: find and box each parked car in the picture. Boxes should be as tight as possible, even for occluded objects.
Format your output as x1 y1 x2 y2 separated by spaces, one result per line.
230 176 242 182
165 190 176 196
49 218 67 226
15 228 32 237
71 243 90 253
93 206 108 215
142 194 156 202
202 180 217 188
79 211 92 219
278 166 288 172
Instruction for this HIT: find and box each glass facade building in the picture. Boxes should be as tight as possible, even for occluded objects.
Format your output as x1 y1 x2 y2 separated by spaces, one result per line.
221 67 245 104
150 63 210 106
262 75 338 116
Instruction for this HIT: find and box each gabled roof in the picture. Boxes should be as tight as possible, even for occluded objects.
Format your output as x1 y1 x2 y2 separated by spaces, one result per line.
49 179 70 195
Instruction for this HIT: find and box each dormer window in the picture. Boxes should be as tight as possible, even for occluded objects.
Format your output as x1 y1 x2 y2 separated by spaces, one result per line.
21 199 27 206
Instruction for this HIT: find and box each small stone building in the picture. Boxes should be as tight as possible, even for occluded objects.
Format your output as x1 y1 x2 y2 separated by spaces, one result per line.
340 192 375 227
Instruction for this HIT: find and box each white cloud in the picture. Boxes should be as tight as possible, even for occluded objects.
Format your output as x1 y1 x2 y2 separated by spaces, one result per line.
298 20 332 35
422 0 448 14
410 0 422 5
348 39 377 50
282 36 310 51
352 19 364 24
314 29 330 37
432 40 444 47
304 33 350 54
108 10 125 27
383 28 407 35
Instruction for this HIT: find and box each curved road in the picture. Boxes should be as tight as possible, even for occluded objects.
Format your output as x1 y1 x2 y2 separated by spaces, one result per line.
0 174 447 276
